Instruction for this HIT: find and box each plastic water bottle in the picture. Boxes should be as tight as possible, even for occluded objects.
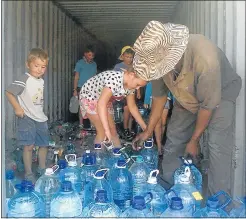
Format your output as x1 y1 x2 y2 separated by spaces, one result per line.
108 158 133 211
5 170 19 215
129 155 150 196
83 168 113 207
82 190 121 217
93 144 108 167
144 170 168 216
106 148 125 169
57 159 67 180
193 196 229 217
160 197 192 217
174 156 202 192
120 195 154 217
167 166 202 214
140 138 158 171
34 165 60 217
8 180 45 217
229 197 246 217
81 150 97 186
65 137 76 155
50 181 83 217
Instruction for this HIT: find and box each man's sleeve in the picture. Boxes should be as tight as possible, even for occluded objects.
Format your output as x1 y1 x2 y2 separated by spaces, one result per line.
5 74 29 96
151 78 169 97
74 60 81 73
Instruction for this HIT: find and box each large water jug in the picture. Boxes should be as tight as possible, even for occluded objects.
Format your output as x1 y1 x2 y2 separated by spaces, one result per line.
82 190 121 217
5 170 19 215
34 165 60 217
229 197 246 218
144 170 168 216
93 144 108 168
167 166 202 214
174 156 202 192
129 155 150 196
140 138 158 171
106 148 125 169
8 180 45 218
193 196 229 217
160 197 192 217
108 158 133 211
65 137 76 155
57 159 67 180
81 150 98 186
120 195 154 217
50 181 83 217
83 168 113 207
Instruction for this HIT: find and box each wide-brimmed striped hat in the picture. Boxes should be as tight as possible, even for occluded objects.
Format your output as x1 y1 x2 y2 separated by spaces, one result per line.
133 21 189 81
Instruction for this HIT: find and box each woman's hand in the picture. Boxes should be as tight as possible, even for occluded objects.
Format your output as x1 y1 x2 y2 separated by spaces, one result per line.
104 130 112 142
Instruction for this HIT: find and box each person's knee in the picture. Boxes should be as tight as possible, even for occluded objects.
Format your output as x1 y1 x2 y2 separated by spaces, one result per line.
24 145 34 152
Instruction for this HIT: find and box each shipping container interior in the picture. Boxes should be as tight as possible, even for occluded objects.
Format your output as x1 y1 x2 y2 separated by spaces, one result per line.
1 0 245 214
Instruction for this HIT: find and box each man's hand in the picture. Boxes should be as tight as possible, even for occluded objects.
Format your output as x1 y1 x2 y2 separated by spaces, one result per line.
73 90 78 97
136 91 141 100
143 104 149 109
15 108 24 118
185 139 199 157
132 130 152 151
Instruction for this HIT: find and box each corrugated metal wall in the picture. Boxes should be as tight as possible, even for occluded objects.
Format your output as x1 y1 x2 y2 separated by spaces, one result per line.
172 1 245 197
2 1 104 143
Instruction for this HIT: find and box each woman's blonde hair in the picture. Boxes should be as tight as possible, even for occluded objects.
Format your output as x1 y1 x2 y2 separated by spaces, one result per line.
27 48 49 64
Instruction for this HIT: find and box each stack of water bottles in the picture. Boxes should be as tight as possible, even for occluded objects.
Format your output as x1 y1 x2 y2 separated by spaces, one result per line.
5 137 246 218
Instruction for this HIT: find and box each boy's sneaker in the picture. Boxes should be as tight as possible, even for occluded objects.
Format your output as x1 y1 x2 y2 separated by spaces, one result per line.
25 173 37 184
122 129 134 141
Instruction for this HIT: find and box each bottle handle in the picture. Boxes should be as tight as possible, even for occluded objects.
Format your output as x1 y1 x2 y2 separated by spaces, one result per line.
212 190 232 209
164 189 178 205
65 154 76 163
52 164 59 173
144 192 153 204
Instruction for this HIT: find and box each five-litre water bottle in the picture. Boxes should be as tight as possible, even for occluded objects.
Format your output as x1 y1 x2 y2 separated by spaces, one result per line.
83 168 113 207
129 155 150 196
82 190 121 217
193 196 229 217
34 165 60 217
5 170 19 215
167 166 202 214
160 197 192 217
120 195 154 217
140 138 158 171
174 156 202 192
144 169 168 216
229 197 246 218
93 144 108 168
108 158 133 211
106 148 125 169
8 180 45 218
57 159 67 181
50 180 83 217
81 150 98 186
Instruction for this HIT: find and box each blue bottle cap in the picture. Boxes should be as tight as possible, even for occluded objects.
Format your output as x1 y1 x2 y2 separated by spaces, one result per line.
82 151 96 165
113 148 121 155
61 181 73 192
95 190 108 203
117 159 126 167
144 141 153 148
58 159 67 169
16 180 34 192
6 170 15 180
94 144 102 149
207 197 219 209
170 197 183 210
132 196 146 210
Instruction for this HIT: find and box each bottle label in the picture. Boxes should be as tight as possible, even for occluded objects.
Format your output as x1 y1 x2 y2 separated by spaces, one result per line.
192 191 203 200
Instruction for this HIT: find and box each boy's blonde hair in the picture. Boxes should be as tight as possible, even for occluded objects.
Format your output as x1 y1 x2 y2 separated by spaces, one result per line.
27 48 49 64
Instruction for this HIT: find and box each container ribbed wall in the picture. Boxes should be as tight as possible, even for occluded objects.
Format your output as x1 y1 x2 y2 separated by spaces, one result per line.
172 1 245 197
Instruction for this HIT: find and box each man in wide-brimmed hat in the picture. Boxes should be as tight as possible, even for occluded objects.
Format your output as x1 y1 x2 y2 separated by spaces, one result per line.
132 21 242 196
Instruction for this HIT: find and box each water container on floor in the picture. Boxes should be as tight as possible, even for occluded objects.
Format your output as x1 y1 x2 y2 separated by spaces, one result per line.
65 137 76 155
120 195 154 218
82 190 121 217
160 197 192 217
144 169 168 217
106 148 125 173
140 138 158 171
34 165 60 217
57 159 67 181
174 156 202 193
83 168 113 207
193 196 229 217
93 144 108 167
50 181 83 217
229 197 246 218
8 180 45 218
129 155 150 197
108 158 133 211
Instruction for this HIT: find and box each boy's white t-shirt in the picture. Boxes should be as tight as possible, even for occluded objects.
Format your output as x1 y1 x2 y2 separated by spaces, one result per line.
6 72 48 122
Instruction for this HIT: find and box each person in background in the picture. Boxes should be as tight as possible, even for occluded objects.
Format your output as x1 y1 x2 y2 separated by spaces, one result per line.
5 48 50 183
113 46 141 140
132 21 242 196
144 82 172 156
73 45 97 125
79 67 147 147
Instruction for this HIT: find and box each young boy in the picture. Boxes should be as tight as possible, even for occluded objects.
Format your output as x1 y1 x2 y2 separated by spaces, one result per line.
6 48 49 183
113 46 141 141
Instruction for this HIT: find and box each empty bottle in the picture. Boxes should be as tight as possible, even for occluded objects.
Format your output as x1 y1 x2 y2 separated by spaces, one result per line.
81 150 97 186
129 155 150 196
50 181 83 217
83 168 113 207
140 138 158 171
53 150 59 165
93 144 108 167
174 156 202 193
160 197 192 217
109 158 133 211
168 166 202 214
8 180 45 217
193 196 229 217
113 100 123 123
13 147 24 172
121 195 154 217
144 169 168 217
65 137 76 155
34 165 60 217
82 190 121 217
